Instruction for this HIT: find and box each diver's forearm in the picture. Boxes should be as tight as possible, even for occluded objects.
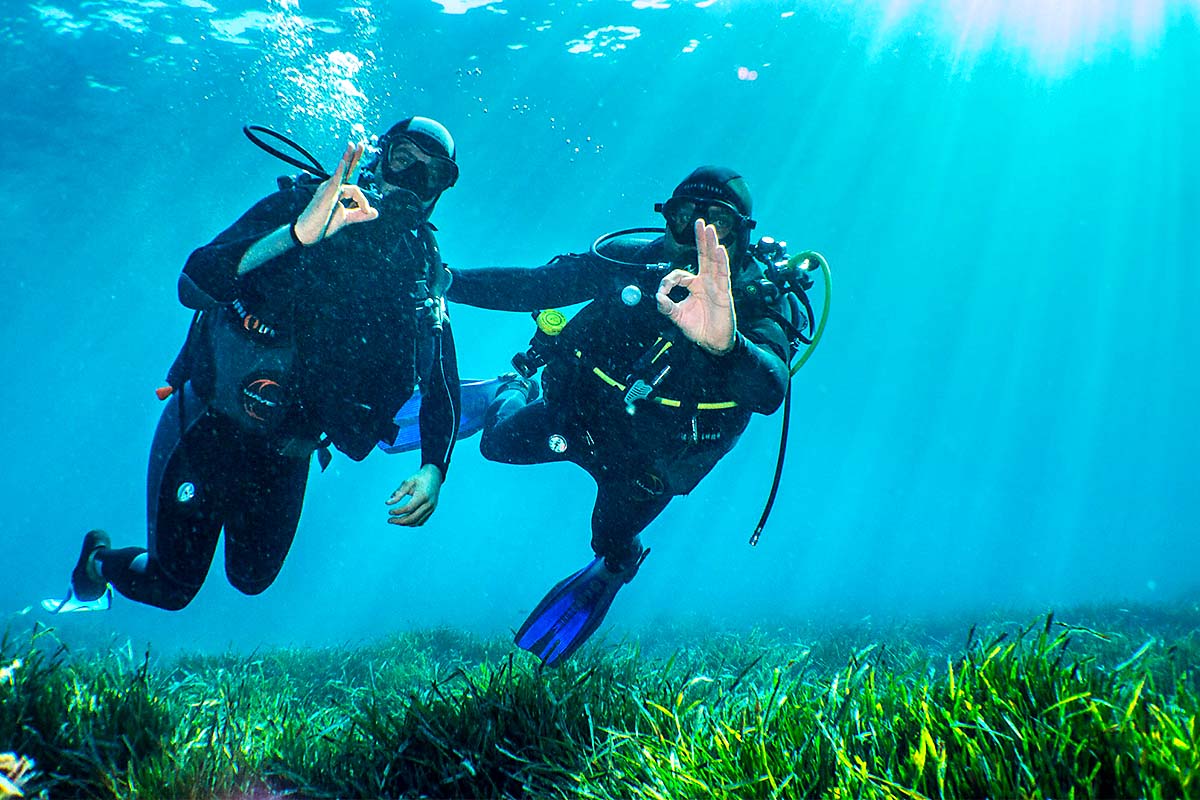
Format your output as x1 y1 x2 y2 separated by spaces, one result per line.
449 254 608 310
419 328 462 479
237 224 299 275
719 333 789 415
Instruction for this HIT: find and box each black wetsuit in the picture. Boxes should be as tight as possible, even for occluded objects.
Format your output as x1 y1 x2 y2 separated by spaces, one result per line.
97 185 461 610
448 237 787 567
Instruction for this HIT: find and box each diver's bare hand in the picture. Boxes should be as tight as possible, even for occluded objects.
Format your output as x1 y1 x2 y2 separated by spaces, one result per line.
293 142 379 245
386 464 443 527
656 218 736 356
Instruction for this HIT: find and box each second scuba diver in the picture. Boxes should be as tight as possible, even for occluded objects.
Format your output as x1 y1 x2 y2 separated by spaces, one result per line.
57 117 464 612
448 167 794 665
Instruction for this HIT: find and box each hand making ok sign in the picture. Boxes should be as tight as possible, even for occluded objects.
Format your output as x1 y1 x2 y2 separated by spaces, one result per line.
655 218 737 356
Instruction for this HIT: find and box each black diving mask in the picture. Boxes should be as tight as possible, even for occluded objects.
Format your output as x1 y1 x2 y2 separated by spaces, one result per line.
381 135 458 202
656 195 753 245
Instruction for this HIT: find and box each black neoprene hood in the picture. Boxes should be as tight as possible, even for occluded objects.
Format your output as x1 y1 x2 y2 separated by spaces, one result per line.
672 165 753 218
381 116 457 160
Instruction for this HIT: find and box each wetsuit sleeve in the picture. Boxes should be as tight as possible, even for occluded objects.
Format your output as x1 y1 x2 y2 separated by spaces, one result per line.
418 317 462 479
712 313 790 415
447 252 615 311
179 191 304 307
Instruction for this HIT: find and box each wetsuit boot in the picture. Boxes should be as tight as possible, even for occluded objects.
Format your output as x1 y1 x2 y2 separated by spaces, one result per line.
70 529 111 601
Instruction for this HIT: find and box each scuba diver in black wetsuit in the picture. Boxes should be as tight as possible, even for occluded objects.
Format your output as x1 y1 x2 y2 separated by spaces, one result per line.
57 117 464 613
448 166 806 666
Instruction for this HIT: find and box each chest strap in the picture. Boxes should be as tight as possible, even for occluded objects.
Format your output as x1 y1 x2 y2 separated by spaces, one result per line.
581 352 738 411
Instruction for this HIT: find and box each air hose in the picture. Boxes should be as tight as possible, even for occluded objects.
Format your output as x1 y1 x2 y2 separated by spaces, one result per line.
750 249 832 545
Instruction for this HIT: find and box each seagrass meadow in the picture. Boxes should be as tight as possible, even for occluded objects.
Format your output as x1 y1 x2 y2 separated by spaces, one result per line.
2 599 1197 799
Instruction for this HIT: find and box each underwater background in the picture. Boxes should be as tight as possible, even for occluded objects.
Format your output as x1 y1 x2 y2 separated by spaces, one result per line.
0 0 1197 661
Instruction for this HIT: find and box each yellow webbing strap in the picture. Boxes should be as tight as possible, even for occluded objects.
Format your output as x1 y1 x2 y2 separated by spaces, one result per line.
588 365 738 410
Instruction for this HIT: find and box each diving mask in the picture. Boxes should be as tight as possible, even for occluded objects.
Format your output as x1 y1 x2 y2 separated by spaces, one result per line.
656 195 751 245
381 135 459 202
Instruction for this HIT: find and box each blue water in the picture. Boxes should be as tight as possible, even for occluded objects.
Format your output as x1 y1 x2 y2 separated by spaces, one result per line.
0 0 1196 656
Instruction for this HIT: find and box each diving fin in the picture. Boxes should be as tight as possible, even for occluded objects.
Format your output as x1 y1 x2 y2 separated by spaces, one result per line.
378 377 501 455
44 529 113 613
42 584 113 614
515 550 648 667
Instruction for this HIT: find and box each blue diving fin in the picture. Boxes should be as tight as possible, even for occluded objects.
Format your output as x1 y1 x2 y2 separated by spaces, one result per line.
515 550 648 667
377 377 500 455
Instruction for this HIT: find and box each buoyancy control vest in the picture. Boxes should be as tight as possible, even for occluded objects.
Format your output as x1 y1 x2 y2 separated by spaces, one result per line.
164 217 450 463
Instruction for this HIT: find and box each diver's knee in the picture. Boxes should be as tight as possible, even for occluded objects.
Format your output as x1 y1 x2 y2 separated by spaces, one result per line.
228 574 276 597
479 428 506 462
479 421 529 463
157 584 200 611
